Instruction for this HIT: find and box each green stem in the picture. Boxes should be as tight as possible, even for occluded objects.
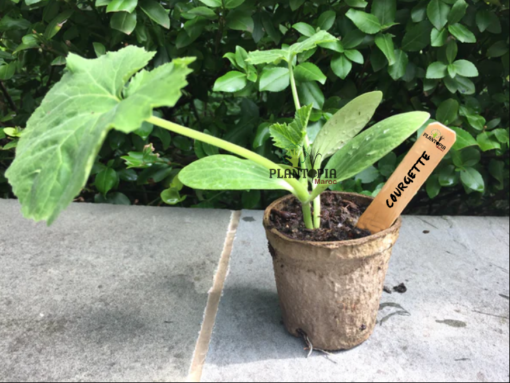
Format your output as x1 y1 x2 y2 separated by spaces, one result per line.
313 193 321 228
288 59 301 110
302 200 314 230
312 159 321 228
147 116 311 204
288 59 315 230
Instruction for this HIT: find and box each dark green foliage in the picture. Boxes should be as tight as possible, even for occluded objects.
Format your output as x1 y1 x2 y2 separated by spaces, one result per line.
1 0 508 215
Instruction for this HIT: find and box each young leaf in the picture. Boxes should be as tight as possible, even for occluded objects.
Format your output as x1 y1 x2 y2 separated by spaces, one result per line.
259 67 290 92
6 47 193 224
213 71 247 92
269 122 305 152
346 9 382 35
323 112 430 185
313 91 383 159
179 155 292 191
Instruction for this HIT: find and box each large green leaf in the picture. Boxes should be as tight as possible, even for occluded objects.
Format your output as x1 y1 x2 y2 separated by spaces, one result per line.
106 0 138 13
448 24 476 43
294 62 326 84
427 0 450 31
375 34 396 65
213 71 247 92
388 49 408 80
289 30 337 55
346 9 382 35
139 0 170 29
372 0 396 26
259 67 290 92
179 155 292 191
436 98 459 125
313 91 383 159
450 127 478 151
246 49 289 65
460 167 484 192
402 21 432 52
110 11 137 35
322 112 430 189
6 47 193 224
448 0 468 25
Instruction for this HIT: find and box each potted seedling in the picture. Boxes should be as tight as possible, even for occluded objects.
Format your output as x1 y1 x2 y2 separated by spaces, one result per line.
7 31 448 351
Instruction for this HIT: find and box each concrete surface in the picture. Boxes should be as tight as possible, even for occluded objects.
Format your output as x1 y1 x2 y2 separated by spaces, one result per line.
202 212 509 382
0 199 233 382
1 198 509 382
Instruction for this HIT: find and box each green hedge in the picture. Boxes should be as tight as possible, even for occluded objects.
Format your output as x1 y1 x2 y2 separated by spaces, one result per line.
0 0 508 215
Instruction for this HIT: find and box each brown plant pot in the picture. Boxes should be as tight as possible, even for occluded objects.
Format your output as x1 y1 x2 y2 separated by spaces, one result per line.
263 191 402 351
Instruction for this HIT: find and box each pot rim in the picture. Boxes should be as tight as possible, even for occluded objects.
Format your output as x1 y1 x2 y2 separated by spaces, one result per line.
263 191 402 247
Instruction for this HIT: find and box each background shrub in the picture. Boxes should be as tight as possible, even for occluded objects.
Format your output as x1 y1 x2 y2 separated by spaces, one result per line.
1 0 508 215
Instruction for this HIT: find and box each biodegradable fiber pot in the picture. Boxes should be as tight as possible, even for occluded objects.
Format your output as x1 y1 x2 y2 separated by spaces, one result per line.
263 192 402 351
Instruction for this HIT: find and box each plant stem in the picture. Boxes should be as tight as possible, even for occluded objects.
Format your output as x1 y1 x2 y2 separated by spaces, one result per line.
147 115 311 205
288 58 315 229
288 60 301 110
311 158 321 228
302 200 314 229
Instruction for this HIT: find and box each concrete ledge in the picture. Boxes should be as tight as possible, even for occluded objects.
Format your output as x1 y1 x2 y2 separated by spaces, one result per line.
202 212 509 382
0 199 233 382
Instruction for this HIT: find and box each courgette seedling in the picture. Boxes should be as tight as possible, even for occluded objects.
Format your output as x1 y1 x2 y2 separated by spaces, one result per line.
6 31 430 229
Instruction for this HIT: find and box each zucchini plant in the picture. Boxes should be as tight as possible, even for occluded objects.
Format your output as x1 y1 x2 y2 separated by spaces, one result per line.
6 31 430 229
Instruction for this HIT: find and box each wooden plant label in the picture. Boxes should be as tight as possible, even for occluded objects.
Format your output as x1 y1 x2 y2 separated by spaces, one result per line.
356 122 457 234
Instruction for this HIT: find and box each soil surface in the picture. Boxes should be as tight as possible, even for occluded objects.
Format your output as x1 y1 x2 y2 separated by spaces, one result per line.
269 193 372 242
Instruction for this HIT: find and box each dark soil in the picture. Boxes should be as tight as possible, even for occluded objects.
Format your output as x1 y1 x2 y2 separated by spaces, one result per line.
268 193 372 242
